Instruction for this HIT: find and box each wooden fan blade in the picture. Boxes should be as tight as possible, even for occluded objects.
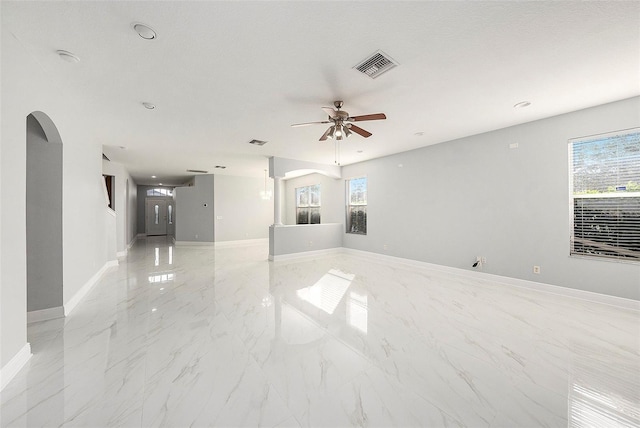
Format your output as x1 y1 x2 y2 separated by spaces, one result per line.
319 127 332 141
291 121 331 127
322 107 337 118
350 113 386 122
349 124 372 138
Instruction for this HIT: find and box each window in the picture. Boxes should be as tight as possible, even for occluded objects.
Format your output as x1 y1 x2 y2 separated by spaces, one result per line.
103 175 115 209
147 188 173 197
569 128 640 261
347 177 367 234
296 185 321 224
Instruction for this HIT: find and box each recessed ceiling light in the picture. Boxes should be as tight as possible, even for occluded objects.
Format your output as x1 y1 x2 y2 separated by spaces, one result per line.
357 150 364 154
414 132 425 136
119 146 126 150
133 23 157 40
142 102 155 110
514 101 531 109
56 50 80 63
151 175 156 178
158 182 163 185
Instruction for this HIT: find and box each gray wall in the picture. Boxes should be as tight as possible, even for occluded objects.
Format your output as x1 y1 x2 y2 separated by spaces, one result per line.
26 114 63 312
284 173 344 225
270 224 343 257
214 175 272 242
136 185 174 235
175 175 215 242
341 97 640 300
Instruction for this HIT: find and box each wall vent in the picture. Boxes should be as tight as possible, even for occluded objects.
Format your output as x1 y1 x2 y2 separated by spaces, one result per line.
187 169 208 173
248 139 267 146
353 50 398 79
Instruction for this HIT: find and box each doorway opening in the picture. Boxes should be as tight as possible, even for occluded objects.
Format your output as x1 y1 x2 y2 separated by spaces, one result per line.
26 111 64 322
145 198 175 236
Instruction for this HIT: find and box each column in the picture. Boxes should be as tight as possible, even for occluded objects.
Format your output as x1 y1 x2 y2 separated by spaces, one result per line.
273 176 283 226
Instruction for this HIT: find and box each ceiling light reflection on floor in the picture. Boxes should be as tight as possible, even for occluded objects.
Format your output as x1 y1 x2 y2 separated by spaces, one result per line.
148 273 175 283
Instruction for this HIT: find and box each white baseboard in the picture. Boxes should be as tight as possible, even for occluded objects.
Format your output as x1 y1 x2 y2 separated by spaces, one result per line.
116 235 138 257
340 248 639 311
64 260 118 316
174 241 214 247
269 248 341 262
0 343 32 391
215 238 268 248
27 306 64 324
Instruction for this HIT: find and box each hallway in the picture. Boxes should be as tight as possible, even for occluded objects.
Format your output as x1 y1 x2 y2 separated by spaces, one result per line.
1 237 638 427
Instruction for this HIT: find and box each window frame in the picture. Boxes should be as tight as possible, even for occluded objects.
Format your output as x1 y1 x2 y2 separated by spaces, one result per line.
568 127 640 262
147 188 173 197
346 176 367 235
295 184 321 224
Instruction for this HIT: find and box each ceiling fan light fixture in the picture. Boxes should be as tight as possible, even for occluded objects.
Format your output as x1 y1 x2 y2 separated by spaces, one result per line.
327 126 335 139
343 126 352 138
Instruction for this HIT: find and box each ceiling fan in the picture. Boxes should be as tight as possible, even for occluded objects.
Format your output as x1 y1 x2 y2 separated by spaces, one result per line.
292 101 386 141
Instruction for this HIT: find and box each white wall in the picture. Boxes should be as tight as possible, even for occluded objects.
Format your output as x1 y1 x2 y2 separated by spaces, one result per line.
175 175 215 242
1 9 111 371
214 175 272 242
284 173 343 225
341 97 640 301
102 160 137 253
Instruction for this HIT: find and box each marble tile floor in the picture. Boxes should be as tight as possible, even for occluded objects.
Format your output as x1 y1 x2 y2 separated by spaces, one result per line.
1 236 639 427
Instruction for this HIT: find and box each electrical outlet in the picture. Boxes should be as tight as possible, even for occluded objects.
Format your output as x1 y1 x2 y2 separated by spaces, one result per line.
481 257 486 264
309 241 313 247
195 234 198 239
384 244 388 250
533 265 540 274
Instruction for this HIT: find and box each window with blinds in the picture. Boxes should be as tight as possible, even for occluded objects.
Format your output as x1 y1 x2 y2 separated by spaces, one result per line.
296 184 321 224
347 177 367 234
569 128 640 261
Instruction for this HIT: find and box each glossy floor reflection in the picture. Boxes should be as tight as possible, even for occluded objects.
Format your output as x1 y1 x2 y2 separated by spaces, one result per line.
1 237 639 427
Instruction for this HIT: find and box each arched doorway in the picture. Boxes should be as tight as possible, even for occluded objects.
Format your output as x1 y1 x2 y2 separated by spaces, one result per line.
26 111 64 322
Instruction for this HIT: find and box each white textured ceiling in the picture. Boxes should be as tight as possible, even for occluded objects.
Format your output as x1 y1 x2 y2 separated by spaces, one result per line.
3 1 639 185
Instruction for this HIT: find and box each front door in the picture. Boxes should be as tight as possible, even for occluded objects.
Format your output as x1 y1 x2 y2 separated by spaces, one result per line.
146 199 168 236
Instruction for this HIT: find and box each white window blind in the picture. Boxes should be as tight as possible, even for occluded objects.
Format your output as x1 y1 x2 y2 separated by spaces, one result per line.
569 128 640 261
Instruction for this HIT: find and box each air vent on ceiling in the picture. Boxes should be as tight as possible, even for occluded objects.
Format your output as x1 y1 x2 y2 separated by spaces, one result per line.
187 169 208 173
214 165 226 169
102 153 110 161
248 139 267 146
353 50 398 79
